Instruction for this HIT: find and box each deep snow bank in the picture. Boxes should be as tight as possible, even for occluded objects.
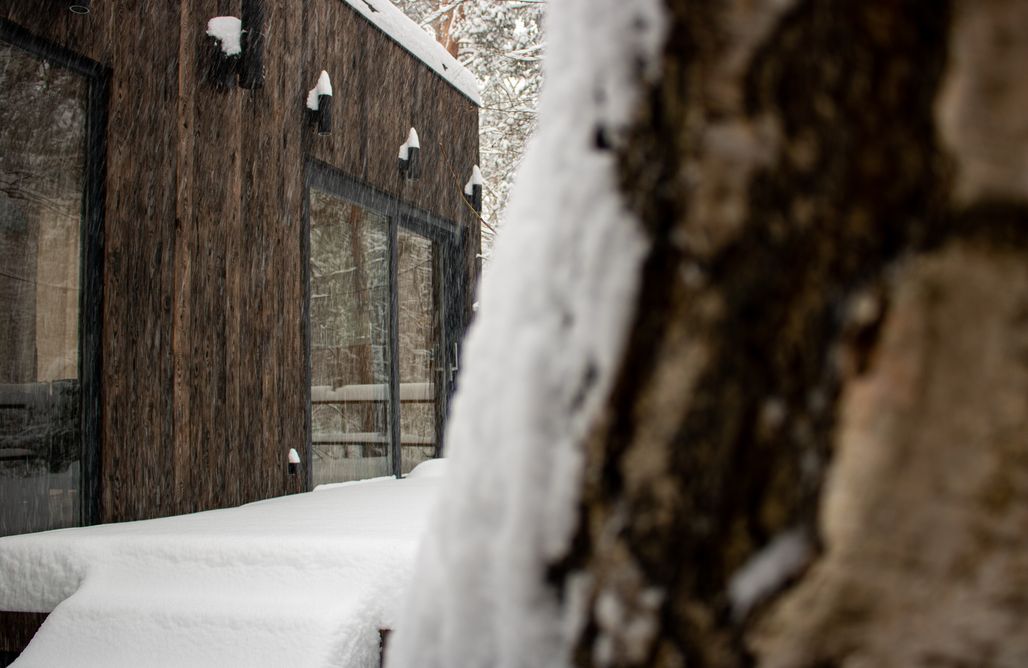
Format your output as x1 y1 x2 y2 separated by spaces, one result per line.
0 467 442 668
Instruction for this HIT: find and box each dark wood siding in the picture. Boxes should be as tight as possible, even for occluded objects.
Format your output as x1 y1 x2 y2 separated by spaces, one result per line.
1 0 479 522
305 0 480 225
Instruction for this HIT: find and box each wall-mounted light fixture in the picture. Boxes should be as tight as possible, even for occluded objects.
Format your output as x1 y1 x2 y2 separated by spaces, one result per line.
239 0 266 90
306 71 334 135
464 165 483 213
288 448 301 476
68 0 90 14
206 16 243 88
398 128 421 181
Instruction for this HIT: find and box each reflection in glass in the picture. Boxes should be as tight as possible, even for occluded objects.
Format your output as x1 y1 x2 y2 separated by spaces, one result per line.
397 229 438 474
0 40 88 536
309 190 392 484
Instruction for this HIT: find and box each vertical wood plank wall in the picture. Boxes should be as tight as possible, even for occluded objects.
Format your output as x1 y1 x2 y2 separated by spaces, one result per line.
1 0 480 522
305 0 481 224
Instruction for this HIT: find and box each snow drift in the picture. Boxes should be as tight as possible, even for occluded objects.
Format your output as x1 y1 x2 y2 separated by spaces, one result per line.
0 470 443 667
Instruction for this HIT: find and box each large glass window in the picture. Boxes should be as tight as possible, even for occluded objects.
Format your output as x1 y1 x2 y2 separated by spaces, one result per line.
396 228 440 475
0 31 102 536
306 167 462 485
309 191 393 485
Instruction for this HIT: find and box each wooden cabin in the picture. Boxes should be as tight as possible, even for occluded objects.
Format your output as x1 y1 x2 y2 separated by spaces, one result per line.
0 0 481 549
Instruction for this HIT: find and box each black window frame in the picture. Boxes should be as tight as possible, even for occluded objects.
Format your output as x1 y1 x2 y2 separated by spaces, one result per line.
0 20 108 529
302 159 466 487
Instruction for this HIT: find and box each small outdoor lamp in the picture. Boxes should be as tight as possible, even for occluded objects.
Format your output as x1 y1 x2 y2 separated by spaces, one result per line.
398 127 421 181
206 16 243 88
306 70 333 135
288 448 301 476
464 164 483 213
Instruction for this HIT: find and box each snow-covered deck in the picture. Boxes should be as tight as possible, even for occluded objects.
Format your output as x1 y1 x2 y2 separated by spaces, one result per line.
0 460 446 668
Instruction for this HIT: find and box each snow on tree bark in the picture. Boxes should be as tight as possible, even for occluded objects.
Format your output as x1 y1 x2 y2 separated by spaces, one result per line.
386 0 665 665
393 0 1028 667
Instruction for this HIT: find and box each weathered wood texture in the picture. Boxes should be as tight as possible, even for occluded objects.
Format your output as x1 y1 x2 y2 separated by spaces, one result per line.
0 612 46 653
305 0 481 226
1 0 478 522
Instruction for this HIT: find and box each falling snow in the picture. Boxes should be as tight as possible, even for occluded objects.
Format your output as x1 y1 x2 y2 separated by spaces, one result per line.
2 0 666 665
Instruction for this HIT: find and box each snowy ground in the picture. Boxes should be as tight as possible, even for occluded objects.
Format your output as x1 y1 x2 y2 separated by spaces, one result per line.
0 460 446 668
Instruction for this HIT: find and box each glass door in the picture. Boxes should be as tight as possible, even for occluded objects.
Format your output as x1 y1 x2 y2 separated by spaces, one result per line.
305 165 463 485
308 191 393 486
396 227 441 475
0 27 104 536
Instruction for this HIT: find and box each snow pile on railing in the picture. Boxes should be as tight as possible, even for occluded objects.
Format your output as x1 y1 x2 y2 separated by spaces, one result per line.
343 0 480 105
0 463 445 668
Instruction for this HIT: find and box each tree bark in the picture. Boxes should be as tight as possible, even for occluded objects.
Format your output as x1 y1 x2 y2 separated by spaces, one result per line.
550 1 1028 666
434 0 462 58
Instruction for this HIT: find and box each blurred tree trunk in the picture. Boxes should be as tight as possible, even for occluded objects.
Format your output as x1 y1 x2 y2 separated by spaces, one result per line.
550 1 1028 666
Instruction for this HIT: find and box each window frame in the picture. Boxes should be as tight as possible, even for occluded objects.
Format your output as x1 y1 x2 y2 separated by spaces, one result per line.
0 20 108 529
302 160 466 487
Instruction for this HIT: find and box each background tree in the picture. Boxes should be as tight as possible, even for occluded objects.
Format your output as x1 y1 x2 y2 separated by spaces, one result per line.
391 0 1028 666
394 0 544 252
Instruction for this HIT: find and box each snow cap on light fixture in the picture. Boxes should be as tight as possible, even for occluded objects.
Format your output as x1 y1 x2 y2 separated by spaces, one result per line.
206 16 243 88
68 0 90 14
398 127 421 180
288 448 301 475
306 70 334 135
207 16 243 55
464 164 483 213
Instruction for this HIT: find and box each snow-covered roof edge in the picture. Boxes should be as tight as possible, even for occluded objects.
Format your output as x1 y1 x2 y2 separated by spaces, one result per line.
342 0 482 106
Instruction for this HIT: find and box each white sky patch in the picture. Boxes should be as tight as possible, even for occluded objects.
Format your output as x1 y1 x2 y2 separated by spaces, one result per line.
206 16 243 56
306 70 333 111
387 0 668 666
727 528 812 621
